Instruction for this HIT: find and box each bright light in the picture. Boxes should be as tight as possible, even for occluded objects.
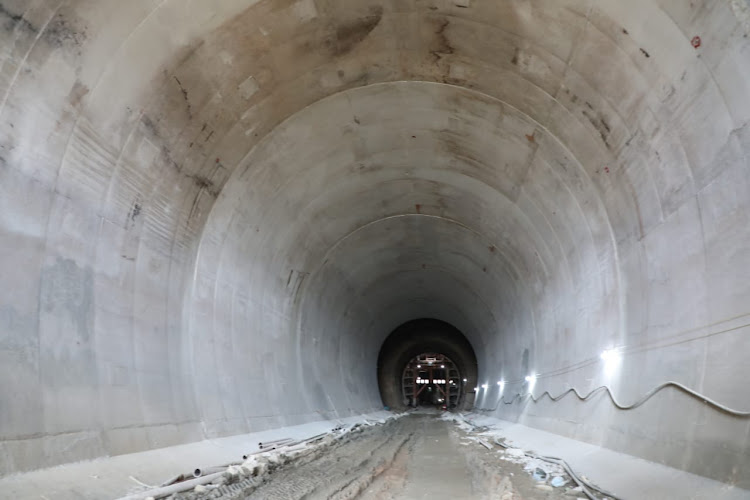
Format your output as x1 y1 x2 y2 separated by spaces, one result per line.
417 364 421 368
463 378 467 382
441 365 445 368
497 380 505 390
525 375 537 392
600 348 622 376
481 384 488 390
474 387 479 391
600 349 620 362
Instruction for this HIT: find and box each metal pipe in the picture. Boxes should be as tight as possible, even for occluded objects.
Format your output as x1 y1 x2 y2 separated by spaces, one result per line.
158 474 186 487
192 466 226 478
117 471 225 500
258 437 293 448
242 449 266 460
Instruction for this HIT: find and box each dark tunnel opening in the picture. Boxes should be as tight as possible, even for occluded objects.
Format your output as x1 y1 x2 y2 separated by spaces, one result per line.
377 319 478 411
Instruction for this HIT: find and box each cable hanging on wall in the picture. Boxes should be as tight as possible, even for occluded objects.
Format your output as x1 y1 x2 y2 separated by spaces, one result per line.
475 380 750 417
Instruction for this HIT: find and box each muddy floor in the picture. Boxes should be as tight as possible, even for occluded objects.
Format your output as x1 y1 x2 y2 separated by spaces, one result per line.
178 412 582 500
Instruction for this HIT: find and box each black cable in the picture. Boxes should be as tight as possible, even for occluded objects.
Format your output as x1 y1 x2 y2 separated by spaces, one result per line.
475 381 750 417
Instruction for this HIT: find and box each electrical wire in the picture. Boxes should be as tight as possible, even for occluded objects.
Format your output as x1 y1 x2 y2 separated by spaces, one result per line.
492 436 621 500
491 437 596 500
458 415 620 500
476 381 750 417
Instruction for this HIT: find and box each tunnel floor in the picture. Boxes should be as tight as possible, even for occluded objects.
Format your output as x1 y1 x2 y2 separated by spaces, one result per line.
1 412 747 499
188 413 573 500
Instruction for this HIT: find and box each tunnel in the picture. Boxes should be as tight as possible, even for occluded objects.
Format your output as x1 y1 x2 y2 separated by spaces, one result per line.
0 0 749 498
378 318 478 411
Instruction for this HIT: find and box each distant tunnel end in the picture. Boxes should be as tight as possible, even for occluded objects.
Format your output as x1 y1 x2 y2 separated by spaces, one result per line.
377 319 478 411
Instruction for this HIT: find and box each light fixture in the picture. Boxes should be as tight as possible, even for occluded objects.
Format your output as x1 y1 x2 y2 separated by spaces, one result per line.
474 387 479 391
600 349 620 362
417 364 421 368
481 384 488 390
600 348 621 376
463 378 467 382
441 364 445 368
525 375 537 393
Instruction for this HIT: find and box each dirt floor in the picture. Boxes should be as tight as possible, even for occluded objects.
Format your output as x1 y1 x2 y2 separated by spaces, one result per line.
173 411 584 500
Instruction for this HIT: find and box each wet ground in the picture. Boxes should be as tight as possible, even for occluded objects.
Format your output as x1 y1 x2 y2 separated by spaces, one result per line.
179 412 579 500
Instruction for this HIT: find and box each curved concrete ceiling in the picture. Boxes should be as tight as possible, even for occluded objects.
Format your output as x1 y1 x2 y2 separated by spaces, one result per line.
1 0 749 487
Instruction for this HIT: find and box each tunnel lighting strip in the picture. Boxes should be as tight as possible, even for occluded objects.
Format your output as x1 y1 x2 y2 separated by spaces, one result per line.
475 380 750 417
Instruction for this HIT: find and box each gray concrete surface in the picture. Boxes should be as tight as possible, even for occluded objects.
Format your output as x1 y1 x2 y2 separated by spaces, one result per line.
0 0 749 494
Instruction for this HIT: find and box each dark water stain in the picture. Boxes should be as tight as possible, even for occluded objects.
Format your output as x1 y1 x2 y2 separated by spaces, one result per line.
328 7 383 56
141 115 159 137
141 115 184 173
0 2 36 34
43 12 87 49
40 258 94 343
173 75 193 119
187 173 218 197
582 109 611 148
128 200 142 226
431 18 454 62
640 48 650 58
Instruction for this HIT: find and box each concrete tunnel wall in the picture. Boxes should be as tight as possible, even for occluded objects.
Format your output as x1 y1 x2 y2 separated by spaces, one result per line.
0 0 749 488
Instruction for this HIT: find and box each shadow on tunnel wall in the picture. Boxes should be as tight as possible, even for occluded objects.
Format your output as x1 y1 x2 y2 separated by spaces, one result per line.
377 319 477 411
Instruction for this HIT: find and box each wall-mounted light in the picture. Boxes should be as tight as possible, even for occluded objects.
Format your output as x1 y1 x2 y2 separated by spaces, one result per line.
600 348 621 376
497 380 505 391
600 349 620 362
441 364 445 368
474 387 479 391
525 375 537 392
417 364 421 368
463 378 467 382
481 384 488 390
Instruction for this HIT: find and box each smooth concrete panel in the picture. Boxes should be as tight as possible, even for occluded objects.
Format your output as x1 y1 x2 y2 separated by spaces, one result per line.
0 0 748 490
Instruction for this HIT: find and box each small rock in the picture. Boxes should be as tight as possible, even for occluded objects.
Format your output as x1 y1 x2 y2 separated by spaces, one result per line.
566 486 583 496
536 484 554 491
194 484 207 493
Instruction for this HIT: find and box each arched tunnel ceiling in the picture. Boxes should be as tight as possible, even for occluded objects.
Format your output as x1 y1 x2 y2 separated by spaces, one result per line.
1 0 749 486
